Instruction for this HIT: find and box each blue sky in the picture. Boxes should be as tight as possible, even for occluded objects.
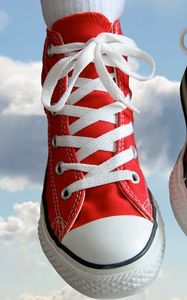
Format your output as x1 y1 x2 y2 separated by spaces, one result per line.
0 1 187 300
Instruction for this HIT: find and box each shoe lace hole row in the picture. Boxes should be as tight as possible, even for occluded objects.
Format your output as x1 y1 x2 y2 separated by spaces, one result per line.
61 188 72 201
52 136 58 148
132 172 140 184
131 146 137 159
55 162 64 175
47 44 54 57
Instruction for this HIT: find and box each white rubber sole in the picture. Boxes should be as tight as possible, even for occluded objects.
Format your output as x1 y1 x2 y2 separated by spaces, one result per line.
169 143 187 235
38 200 165 299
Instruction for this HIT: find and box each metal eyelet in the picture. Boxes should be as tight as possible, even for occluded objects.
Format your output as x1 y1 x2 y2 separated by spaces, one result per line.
131 146 138 159
55 162 64 175
61 188 72 201
131 172 140 184
51 111 58 116
47 44 54 57
52 135 58 148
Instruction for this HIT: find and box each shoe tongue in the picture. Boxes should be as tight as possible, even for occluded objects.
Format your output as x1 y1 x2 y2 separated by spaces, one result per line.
52 13 117 166
51 12 113 43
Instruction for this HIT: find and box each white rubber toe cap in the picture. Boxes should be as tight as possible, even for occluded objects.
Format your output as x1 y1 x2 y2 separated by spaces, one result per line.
62 216 153 265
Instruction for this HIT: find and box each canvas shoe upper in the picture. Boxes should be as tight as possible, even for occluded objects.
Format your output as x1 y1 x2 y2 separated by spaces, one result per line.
41 12 156 266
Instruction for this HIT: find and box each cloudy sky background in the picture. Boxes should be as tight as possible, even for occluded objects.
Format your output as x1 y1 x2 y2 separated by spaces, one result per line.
0 0 187 299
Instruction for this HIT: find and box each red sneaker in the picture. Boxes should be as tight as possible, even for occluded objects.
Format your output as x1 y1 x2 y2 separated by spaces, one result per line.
38 12 165 299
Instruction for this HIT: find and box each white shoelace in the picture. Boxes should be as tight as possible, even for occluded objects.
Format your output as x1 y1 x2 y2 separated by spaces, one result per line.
180 28 187 55
42 32 155 200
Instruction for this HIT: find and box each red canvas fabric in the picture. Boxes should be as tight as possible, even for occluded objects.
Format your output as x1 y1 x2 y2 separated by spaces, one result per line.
42 12 153 242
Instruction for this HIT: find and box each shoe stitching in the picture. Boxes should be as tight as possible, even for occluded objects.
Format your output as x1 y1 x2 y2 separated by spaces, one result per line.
45 31 85 239
46 32 65 238
117 69 152 220
60 111 83 237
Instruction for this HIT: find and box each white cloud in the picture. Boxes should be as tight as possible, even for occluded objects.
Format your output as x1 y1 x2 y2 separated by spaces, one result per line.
0 10 10 31
18 285 151 300
19 290 66 300
0 56 46 190
0 56 42 115
130 75 182 176
0 114 47 189
20 295 49 300
158 268 171 279
0 201 40 243
170 298 187 300
19 286 85 300
0 176 41 192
